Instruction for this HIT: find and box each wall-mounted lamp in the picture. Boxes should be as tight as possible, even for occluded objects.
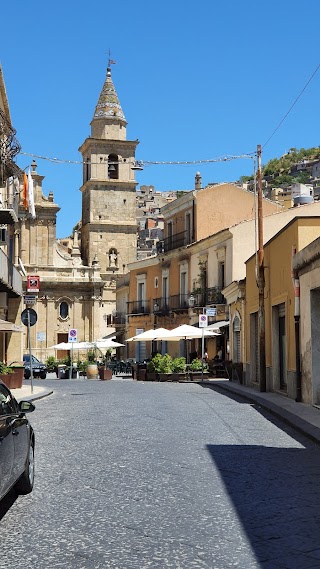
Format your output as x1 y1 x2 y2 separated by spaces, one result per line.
154 301 160 313
188 294 195 308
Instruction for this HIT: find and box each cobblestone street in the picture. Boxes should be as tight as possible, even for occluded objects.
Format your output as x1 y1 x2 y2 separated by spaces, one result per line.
1 379 320 569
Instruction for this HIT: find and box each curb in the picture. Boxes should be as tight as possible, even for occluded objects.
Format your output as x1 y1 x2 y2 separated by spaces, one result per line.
204 381 320 445
17 390 53 403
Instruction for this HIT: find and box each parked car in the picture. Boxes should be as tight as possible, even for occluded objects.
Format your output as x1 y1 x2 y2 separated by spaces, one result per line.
0 381 35 501
23 354 47 379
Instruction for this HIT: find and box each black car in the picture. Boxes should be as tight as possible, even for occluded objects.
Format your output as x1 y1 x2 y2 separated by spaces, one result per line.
23 354 47 379
0 381 35 501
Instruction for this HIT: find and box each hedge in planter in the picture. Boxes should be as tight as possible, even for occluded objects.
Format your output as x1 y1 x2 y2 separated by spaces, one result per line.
189 358 209 380
171 357 187 381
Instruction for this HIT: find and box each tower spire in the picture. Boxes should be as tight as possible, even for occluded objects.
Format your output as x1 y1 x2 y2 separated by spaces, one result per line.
92 53 125 124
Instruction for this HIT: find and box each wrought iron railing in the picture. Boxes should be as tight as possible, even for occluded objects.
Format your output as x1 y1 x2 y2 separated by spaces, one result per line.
127 300 151 315
192 286 225 307
156 230 193 254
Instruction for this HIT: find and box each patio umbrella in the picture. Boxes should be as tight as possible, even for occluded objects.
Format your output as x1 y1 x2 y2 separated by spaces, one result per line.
50 342 93 349
158 324 219 341
93 339 125 349
126 328 172 342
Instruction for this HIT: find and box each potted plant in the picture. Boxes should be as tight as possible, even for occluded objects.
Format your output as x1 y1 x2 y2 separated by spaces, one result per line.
146 354 163 381
45 355 58 376
158 354 173 381
86 350 98 380
0 361 16 389
171 357 187 381
98 348 113 380
189 357 209 381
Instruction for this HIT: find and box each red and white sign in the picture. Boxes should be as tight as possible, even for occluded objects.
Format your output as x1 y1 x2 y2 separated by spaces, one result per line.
199 314 208 328
27 275 40 293
68 328 77 342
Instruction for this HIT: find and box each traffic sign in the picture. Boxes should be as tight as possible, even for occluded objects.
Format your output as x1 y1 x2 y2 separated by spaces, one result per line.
199 314 208 328
27 275 40 293
68 328 77 342
21 308 37 327
206 307 217 316
24 295 37 305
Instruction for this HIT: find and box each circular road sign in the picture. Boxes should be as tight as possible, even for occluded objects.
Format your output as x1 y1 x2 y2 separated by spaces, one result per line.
21 308 38 327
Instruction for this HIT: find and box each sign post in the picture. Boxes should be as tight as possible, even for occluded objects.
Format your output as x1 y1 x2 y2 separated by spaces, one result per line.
68 329 77 379
21 308 38 394
199 312 208 382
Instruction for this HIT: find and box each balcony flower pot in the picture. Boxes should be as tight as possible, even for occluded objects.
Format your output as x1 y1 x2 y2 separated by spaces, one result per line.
99 366 112 380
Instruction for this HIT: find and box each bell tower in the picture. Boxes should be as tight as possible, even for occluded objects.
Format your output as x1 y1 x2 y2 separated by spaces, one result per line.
79 63 138 277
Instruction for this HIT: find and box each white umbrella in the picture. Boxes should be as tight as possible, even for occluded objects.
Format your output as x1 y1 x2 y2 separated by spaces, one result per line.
50 341 93 349
158 324 219 341
126 327 172 342
94 339 125 349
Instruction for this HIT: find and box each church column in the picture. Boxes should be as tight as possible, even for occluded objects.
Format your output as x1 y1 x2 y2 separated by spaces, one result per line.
48 221 55 265
14 229 19 265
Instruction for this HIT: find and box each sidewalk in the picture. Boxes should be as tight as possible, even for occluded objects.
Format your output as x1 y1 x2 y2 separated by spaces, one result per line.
203 378 320 444
13 384 53 403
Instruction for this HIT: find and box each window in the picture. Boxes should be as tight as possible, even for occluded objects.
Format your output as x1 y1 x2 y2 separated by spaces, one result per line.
233 316 241 362
108 154 119 179
0 384 16 415
59 302 69 319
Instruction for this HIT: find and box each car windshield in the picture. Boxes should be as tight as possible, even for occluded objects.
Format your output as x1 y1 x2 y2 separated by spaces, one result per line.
23 355 41 364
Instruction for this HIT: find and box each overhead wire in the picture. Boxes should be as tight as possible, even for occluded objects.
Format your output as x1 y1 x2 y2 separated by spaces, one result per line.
263 62 320 150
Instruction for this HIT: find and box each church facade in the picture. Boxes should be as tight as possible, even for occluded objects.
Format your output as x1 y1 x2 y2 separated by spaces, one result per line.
7 64 138 362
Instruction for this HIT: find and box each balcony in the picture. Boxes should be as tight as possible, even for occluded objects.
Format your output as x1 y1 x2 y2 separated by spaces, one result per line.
113 312 127 325
156 230 193 254
0 182 19 223
153 294 190 314
191 286 225 307
0 249 22 297
127 300 151 316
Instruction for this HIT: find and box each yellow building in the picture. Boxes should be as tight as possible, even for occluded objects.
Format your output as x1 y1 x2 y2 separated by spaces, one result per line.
293 235 320 405
245 216 320 399
121 180 281 362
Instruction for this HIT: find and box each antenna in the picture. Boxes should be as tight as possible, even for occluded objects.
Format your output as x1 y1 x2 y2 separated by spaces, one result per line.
108 48 116 67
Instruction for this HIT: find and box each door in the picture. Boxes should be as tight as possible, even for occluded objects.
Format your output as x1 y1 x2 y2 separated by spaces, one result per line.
279 315 287 389
57 333 69 361
0 385 15 498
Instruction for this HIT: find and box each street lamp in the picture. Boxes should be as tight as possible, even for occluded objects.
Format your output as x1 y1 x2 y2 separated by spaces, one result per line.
188 294 195 308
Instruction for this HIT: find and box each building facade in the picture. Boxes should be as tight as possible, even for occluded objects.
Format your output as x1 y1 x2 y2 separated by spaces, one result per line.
7 64 138 362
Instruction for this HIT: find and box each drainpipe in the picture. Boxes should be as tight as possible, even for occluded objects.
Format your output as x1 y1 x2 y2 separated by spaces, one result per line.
292 246 301 402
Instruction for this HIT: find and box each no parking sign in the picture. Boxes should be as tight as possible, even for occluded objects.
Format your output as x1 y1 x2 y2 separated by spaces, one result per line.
199 314 208 328
68 328 77 342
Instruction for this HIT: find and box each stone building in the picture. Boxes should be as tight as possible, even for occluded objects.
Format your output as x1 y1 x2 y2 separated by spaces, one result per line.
7 64 139 362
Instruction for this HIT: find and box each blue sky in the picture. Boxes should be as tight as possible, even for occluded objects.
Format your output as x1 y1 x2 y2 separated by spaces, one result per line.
2 0 320 237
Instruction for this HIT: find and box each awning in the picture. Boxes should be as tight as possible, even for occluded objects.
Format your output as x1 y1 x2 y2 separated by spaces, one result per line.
206 320 230 331
0 318 24 332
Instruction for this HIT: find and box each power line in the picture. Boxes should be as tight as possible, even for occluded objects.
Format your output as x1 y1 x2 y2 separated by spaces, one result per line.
18 151 256 167
263 62 320 149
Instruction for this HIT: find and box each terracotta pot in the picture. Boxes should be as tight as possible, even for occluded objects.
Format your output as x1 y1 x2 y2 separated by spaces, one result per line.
0 372 22 389
98 367 112 380
86 364 99 379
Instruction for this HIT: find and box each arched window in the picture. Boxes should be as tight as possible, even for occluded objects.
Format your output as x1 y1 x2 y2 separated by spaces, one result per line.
59 301 69 320
233 315 241 362
108 154 118 179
